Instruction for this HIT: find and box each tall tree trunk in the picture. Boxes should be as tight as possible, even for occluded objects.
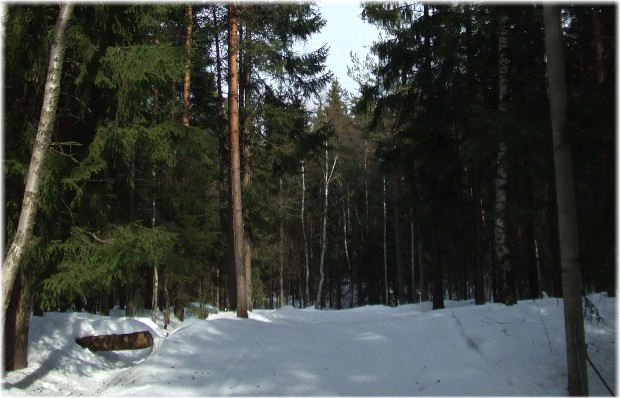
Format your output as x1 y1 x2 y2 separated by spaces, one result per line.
419 238 426 301
2 3 73 328
526 176 541 299
383 177 388 306
430 170 444 310
182 4 193 128
393 178 406 305
279 219 285 308
240 21 253 311
473 165 485 305
543 6 589 395
301 163 310 306
213 6 235 312
125 283 135 317
465 4 485 306
228 3 248 318
316 145 337 309
410 208 416 303
164 268 170 329
3 269 30 372
592 6 605 84
151 168 159 324
495 13 516 306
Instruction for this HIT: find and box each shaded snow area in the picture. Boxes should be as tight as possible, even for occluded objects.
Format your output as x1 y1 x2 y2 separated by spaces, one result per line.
2 295 616 396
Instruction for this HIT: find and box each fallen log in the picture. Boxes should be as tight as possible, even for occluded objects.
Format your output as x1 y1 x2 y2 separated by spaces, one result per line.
75 331 153 351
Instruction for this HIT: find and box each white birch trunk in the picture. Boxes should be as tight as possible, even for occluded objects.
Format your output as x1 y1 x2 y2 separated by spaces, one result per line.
315 145 337 309
2 4 74 328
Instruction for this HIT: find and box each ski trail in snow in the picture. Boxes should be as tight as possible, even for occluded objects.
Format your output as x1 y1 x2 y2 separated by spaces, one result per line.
450 310 485 359
212 321 272 395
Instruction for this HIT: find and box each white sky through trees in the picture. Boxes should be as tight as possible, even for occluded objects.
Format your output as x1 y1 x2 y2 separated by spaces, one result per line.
301 0 381 97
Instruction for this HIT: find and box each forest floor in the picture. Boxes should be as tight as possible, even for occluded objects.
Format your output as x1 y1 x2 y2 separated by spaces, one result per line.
2 294 616 396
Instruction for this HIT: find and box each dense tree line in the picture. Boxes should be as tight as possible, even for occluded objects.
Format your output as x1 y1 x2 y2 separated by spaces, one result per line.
2 4 614 389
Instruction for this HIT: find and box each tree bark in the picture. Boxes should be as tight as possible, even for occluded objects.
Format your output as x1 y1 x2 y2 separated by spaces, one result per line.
163 268 170 329
279 215 285 308
592 6 605 84
151 168 158 324
213 6 235 312
76 331 153 352
301 163 310 306
316 145 337 309
182 4 193 128
473 165 485 305
495 13 516 306
419 238 426 302
410 208 416 303
2 3 73 329
3 269 30 372
393 178 406 305
228 3 248 318
240 20 253 311
543 6 589 395
383 177 388 306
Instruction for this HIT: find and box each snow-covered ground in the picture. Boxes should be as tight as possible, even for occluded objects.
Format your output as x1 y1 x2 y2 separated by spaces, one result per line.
2 295 616 396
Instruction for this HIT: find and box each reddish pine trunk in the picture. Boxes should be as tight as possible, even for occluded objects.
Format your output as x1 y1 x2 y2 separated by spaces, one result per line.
228 3 248 318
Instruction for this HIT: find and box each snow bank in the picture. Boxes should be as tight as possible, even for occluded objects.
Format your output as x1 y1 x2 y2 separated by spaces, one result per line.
1 295 616 396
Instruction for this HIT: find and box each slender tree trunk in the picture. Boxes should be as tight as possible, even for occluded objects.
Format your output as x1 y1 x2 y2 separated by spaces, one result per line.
182 4 193 128
495 13 516 306
543 6 589 395
410 208 416 303
343 188 352 276
279 219 285 308
393 178 406 305
419 238 426 301
383 177 388 306
301 163 310 306
100 290 110 316
2 3 73 328
151 168 159 324
316 145 337 309
430 170 444 310
228 3 248 318
164 269 170 329
526 176 541 299
240 21 253 311
592 6 605 84
473 165 485 305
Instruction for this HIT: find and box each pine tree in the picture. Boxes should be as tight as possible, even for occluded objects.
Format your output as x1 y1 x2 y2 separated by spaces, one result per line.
228 3 248 318
543 5 589 395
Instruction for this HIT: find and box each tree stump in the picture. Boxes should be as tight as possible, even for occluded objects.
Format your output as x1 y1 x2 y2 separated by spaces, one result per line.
75 331 153 351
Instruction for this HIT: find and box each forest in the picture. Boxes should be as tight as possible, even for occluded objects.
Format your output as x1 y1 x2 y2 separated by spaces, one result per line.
2 2 615 390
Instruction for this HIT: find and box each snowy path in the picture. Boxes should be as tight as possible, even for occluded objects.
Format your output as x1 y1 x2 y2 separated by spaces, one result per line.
2 297 616 396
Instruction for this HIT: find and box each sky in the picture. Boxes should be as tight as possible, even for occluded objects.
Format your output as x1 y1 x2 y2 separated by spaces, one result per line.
299 1 382 97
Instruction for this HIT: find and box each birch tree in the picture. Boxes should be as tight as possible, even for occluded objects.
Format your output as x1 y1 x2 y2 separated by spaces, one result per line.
315 143 338 309
2 3 74 330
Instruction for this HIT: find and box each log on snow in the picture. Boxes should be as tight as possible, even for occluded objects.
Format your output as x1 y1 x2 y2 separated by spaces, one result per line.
75 331 153 351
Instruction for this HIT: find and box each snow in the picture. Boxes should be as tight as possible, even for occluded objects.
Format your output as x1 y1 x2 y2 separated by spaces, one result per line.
2 295 616 396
